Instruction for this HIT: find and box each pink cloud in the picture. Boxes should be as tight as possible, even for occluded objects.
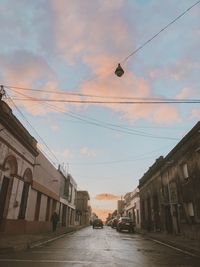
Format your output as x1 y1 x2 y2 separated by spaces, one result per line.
92 207 114 221
95 193 120 201
49 0 181 124
80 70 180 124
1 1 188 125
50 0 133 64
0 50 68 115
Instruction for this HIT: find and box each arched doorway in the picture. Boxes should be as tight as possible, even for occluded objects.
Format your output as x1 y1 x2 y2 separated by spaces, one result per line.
0 155 18 221
18 168 32 220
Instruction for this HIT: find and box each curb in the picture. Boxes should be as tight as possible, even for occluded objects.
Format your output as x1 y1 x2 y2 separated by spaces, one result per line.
28 232 69 249
137 231 200 258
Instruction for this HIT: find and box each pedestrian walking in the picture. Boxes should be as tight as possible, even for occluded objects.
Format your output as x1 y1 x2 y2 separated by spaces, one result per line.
51 211 59 232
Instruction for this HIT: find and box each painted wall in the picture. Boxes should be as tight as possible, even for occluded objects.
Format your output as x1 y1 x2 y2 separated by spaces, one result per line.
33 151 60 196
26 189 37 221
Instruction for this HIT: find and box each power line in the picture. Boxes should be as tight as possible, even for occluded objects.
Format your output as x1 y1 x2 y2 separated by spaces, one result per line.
121 0 200 63
4 85 200 102
5 94 61 167
2 85 190 132
9 97 200 104
5 89 179 141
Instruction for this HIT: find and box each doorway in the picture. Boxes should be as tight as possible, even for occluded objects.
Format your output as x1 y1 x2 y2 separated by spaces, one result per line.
0 176 10 220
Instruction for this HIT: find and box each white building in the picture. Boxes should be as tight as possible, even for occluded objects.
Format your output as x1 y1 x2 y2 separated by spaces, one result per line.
123 188 141 230
0 100 39 233
0 100 79 234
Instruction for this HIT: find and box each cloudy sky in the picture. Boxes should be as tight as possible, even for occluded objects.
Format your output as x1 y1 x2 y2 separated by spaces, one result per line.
1 0 200 220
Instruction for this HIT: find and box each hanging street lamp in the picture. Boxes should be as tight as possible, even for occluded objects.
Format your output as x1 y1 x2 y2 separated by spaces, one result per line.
115 63 124 77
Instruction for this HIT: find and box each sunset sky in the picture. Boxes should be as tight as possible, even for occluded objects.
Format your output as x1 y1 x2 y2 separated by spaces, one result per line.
0 0 200 220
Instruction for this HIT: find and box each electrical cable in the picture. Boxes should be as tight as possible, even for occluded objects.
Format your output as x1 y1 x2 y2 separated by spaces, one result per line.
8 97 200 104
5 88 179 140
121 0 200 63
5 94 61 167
3 85 200 104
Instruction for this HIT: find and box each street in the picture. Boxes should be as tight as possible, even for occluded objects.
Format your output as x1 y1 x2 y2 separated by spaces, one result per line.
0 227 200 267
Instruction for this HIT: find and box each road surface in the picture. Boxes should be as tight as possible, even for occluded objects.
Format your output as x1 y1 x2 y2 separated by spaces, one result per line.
0 226 199 266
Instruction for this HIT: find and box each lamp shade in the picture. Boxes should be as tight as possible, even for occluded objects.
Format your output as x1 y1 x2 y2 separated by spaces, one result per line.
115 64 124 77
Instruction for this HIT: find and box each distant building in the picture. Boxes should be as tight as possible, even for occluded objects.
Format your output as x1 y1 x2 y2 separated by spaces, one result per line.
117 200 124 217
124 188 141 230
58 166 77 228
75 191 90 226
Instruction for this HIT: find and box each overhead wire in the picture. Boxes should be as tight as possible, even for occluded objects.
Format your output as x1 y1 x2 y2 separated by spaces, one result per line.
3 84 200 102
5 87 179 141
7 97 200 104
121 0 200 63
5 93 61 167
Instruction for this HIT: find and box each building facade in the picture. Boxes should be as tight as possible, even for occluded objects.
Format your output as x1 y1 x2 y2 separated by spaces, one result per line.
0 99 89 234
139 122 200 240
59 166 77 228
123 188 141 230
0 100 39 233
75 191 90 226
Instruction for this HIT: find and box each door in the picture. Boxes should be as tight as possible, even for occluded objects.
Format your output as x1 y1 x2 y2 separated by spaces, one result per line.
0 177 10 220
165 205 173 233
18 182 30 219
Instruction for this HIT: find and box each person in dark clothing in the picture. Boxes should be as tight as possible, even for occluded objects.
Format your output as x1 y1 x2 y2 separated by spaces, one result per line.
51 211 59 232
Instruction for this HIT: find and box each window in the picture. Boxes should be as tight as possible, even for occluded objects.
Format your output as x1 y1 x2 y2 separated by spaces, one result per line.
68 183 72 202
182 163 189 180
186 202 195 224
187 202 194 216
137 209 139 224
64 178 69 197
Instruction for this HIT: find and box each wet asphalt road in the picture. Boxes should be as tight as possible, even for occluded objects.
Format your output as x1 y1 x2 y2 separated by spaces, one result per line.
0 226 200 267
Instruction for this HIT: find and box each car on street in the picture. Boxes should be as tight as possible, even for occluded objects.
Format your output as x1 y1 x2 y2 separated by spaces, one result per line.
116 217 135 233
106 220 112 226
111 217 118 228
92 218 104 229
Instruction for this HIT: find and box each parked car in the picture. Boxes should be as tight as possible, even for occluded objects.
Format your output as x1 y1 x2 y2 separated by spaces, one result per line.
111 217 118 228
116 217 135 233
93 219 103 229
106 220 112 226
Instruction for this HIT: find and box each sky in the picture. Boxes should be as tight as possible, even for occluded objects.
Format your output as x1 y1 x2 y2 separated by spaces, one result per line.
0 0 200 220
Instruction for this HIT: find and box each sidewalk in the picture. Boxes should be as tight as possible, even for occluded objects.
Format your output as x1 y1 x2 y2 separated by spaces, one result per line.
138 230 200 258
0 226 81 254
